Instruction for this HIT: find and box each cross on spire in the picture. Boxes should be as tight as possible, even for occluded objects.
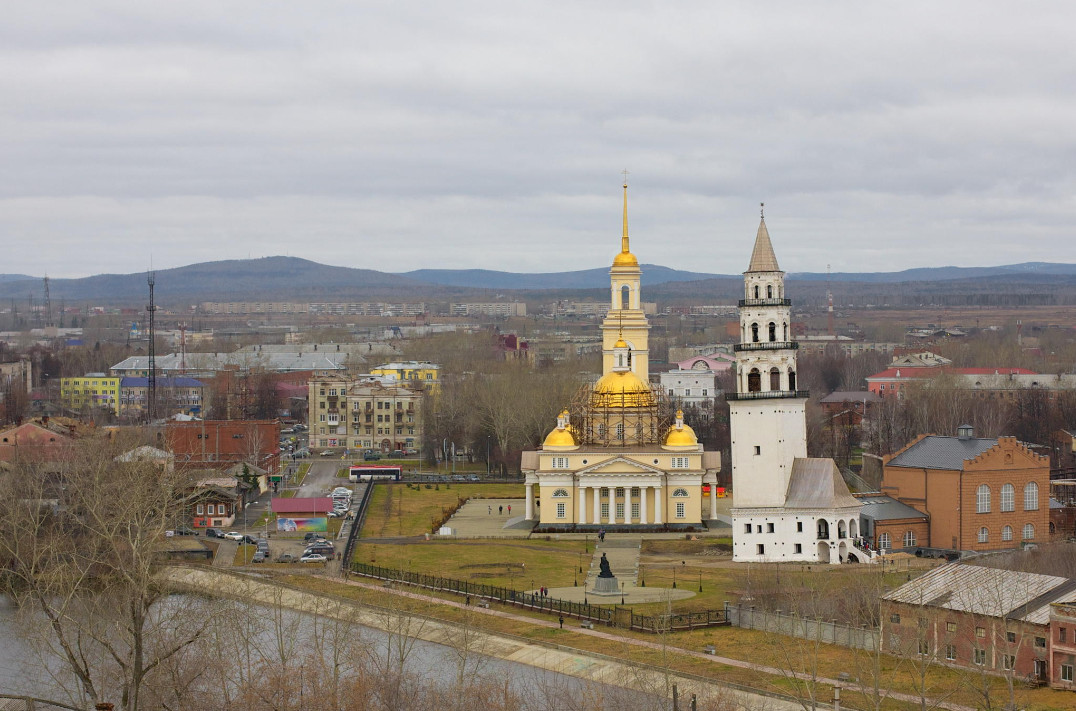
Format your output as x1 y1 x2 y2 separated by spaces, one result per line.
621 168 630 187
760 202 765 218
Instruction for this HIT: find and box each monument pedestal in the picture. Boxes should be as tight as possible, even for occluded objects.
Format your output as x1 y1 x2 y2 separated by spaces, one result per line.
591 575 620 595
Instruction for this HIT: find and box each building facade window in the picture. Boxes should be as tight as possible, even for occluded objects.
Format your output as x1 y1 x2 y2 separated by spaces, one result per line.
1063 664 1074 682
977 484 991 513
551 457 569 469
1002 525 1013 541
1024 481 1039 510
552 488 569 498
631 502 639 519
601 503 609 519
615 503 625 520
945 644 957 661
556 503 566 519
903 530 917 548
978 527 989 543
974 648 986 666
1023 523 1035 540
672 488 689 497
676 502 686 518
671 457 689 468
879 532 890 550
1000 483 1015 512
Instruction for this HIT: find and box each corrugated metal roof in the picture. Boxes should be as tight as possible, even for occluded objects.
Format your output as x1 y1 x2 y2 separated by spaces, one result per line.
272 496 333 514
858 495 927 521
883 563 1075 622
784 458 861 509
887 436 997 471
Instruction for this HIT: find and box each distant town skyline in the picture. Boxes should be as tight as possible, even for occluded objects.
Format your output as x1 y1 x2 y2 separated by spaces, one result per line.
3 2 1075 278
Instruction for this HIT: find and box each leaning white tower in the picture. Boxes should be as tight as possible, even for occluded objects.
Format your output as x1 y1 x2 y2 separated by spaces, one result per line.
729 211 809 561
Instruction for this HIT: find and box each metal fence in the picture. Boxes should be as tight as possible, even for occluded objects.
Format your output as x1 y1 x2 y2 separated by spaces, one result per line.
339 483 373 575
0 695 83 711
349 562 727 633
724 602 879 651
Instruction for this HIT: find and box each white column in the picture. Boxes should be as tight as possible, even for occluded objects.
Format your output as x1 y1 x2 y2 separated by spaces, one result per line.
639 486 648 525
593 486 602 524
578 486 587 524
709 478 718 520
622 491 629 524
654 486 663 525
525 484 534 520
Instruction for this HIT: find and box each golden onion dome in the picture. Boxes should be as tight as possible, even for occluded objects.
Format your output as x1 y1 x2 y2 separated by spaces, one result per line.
590 370 656 408
543 426 577 447
613 250 639 267
664 421 698 446
614 337 628 349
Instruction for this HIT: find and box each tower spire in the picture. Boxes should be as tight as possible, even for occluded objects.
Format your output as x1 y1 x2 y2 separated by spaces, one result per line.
621 173 630 256
747 206 780 272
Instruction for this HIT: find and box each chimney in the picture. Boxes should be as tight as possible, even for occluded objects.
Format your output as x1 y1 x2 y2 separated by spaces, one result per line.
957 424 974 439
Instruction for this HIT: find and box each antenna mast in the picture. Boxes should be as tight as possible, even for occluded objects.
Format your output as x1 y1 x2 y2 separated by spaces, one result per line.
43 275 53 328
826 264 835 338
147 273 158 422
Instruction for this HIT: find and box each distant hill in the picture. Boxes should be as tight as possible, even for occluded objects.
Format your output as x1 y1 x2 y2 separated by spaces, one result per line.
1 256 1074 306
399 265 717 290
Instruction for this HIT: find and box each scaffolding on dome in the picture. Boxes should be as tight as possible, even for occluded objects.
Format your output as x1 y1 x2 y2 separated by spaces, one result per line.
565 382 676 447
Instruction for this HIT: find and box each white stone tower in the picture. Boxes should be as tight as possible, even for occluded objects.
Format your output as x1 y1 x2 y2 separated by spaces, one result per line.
729 212 807 509
729 210 864 564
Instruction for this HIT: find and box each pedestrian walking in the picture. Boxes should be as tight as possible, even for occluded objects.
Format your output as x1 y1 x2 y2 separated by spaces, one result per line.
488 505 492 515
499 505 503 515
507 504 512 515
559 616 564 629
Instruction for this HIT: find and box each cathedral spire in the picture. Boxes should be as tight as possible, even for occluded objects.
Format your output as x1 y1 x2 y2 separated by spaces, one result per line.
747 206 781 272
613 177 638 267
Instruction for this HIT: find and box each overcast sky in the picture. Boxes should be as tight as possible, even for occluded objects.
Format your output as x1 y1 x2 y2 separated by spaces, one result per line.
2 1 1075 278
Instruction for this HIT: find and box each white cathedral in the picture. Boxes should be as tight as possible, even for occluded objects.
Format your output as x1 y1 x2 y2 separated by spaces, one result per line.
729 213 864 564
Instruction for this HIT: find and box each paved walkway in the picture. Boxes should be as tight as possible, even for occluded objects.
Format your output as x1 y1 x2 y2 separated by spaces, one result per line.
443 498 536 537
212 539 237 567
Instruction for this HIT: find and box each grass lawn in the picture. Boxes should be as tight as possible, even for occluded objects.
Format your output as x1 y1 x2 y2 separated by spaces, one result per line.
295 463 311 484
354 539 590 589
234 543 255 565
360 482 524 538
278 573 1061 711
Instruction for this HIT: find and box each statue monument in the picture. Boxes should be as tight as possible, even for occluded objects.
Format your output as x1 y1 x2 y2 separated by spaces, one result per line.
591 552 620 595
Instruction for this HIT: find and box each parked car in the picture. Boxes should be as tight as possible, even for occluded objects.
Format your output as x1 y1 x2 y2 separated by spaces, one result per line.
467 475 481 482
304 545 334 557
277 552 296 563
256 538 270 551
391 449 405 458
327 510 341 518
319 450 335 457
173 525 199 536
251 551 267 563
363 451 381 461
223 531 244 541
242 534 258 545
304 532 323 542
300 553 327 563
205 528 224 538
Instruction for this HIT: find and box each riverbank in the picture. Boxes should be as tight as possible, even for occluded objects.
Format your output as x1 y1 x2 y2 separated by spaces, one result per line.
162 566 807 711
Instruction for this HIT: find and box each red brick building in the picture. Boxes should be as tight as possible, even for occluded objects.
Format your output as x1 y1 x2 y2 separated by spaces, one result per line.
1050 602 1076 690
882 428 1050 552
166 420 280 479
882 564 1076 685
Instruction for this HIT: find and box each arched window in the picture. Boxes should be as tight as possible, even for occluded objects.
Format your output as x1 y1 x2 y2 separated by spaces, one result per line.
788 369 797 391
1000 483 1015 512
766 285 773 299
1001 525 1013 541
976 484 991 513
672 488 689 497
903 530 917 547
615 423 624 440
754 285 760 299
770 368 781 391
768 322 777 342
878 532 891 550
783 322 788 340
978 527 989 544
621 284 631 309
751 323 759 342
1023 523 1035 541
1024 482 1039 511
597 423 606 438
747 369 761 393
552 488 570 498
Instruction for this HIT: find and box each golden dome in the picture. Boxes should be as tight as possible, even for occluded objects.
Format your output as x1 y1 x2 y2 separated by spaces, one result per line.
543 427 577 447
590 370 656 408
613 250 639 267
664 422 698 446
614 337 628 349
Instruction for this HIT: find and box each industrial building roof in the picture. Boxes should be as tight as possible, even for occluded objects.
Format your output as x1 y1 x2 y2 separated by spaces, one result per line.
887 436 998 471
784 458 861 509
120 377 205 388
820 390 881 404
883 563 1076 625
858 495 928 521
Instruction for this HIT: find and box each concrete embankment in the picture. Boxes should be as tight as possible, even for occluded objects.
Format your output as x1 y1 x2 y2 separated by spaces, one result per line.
161 566 803 711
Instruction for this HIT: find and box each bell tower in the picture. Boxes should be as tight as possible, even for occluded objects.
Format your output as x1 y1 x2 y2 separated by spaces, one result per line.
728 208 807 509
601 180 650 380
